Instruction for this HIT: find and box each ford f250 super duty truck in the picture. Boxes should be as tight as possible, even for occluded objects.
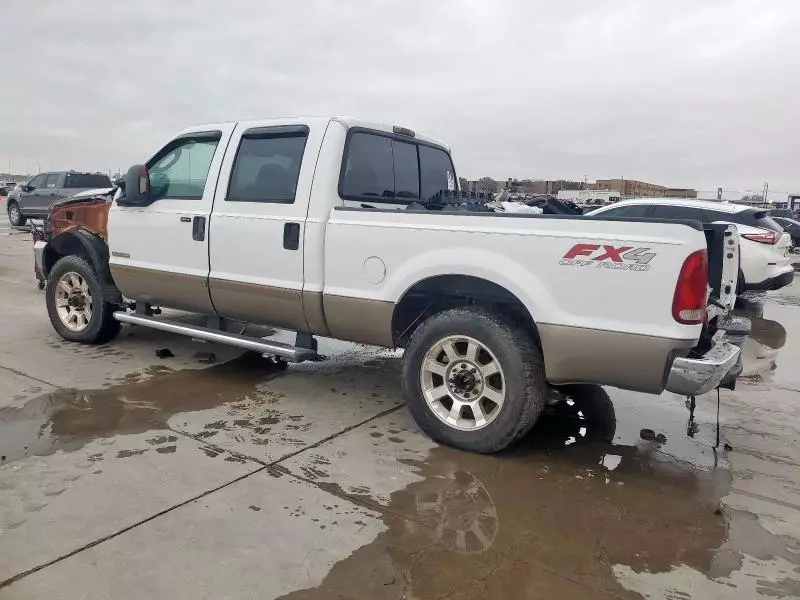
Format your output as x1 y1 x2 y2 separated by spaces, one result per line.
34 116 742 453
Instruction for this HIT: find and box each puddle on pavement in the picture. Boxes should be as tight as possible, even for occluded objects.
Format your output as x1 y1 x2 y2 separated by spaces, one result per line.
0 352 287 465
281 384 732 600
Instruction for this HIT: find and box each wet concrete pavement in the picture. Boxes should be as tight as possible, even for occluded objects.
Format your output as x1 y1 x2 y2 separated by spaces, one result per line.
1 226 799 599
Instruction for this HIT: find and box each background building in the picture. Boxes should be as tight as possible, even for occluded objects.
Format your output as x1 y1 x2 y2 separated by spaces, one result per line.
590 179 697 198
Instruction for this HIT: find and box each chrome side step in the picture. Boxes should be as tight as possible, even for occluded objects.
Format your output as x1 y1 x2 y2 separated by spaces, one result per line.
113 312 318 362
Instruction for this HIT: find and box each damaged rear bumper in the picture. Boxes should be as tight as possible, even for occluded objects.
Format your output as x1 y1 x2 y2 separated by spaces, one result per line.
665 339 741 396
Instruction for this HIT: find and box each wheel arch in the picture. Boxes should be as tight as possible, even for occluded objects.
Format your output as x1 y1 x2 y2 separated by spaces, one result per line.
391 274 540 349
44 229 122 303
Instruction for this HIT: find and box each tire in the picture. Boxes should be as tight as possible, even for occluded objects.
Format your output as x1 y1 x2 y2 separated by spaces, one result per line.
7 201 26 226
401 306 546 453
46 255 121 344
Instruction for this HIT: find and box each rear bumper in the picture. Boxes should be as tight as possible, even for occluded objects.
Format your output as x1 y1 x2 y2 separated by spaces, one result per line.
744 267 794 291
665 339 741 396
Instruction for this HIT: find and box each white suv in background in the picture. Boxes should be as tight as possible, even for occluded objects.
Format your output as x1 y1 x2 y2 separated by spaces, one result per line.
588 198 794 292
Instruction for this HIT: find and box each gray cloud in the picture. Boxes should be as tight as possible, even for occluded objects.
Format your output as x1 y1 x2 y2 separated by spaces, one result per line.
3 0 799 197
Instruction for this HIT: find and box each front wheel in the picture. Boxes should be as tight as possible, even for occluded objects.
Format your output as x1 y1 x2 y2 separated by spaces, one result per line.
45 255 121 344
7 201 26 226
402 307 547 453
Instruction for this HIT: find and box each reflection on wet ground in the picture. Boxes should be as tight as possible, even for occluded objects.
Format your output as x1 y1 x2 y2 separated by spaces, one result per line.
281 390 730 599
0 353 286 465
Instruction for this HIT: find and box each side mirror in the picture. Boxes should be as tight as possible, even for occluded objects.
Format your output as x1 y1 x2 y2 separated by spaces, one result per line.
23 185 33 192
119 164 151 206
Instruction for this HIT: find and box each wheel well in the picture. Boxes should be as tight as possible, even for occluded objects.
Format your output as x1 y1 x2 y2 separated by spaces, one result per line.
43 230 122 303
45 233 89 270
392 275 537 347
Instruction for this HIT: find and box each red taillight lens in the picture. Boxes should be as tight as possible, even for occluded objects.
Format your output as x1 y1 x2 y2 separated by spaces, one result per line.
673 249 708 325
742 231 780 245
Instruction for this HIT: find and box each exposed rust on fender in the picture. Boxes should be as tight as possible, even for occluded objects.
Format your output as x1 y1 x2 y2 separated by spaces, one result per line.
49 197 111 241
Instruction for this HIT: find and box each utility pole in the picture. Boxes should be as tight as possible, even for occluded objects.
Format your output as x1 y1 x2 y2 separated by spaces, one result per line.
762 181 769 206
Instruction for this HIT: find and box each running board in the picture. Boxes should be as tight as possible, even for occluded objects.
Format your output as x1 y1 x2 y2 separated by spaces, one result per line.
113 312 318 362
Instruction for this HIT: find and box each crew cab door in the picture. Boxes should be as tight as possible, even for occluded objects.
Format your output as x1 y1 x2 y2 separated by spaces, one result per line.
18 173 46 214
208 119 325 331
108 124 235 313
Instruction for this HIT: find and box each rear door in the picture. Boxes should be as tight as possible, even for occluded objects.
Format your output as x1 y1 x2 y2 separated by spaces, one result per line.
108 124 235 313
208 118 326 330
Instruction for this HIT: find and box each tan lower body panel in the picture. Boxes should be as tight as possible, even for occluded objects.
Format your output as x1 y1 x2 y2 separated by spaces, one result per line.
302 290 330 337
110 264 216 314
538 323 694 394
209 278 310 332
323 294 394 347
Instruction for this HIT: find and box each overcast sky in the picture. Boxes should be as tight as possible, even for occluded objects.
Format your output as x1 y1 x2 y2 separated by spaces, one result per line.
3 0 799 197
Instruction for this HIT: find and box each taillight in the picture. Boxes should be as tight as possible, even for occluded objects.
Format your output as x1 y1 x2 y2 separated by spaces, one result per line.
673 249 708 325
742 231 780 245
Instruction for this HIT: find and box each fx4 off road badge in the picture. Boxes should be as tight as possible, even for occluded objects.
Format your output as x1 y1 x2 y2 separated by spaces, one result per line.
560 244 654 272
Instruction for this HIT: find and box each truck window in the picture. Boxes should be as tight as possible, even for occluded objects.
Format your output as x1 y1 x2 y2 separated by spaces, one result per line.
226 129 308 204
147 135 220 201
27 174 46 190
392 140 420 200
44 173 59 189
340 133 395 199
65 173 112 188
419 145 456 203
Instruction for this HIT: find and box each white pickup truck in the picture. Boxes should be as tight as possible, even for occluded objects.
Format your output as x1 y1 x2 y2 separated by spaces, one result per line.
35 116 742 452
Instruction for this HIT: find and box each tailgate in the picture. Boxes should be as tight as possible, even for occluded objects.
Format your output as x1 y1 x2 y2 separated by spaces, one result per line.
703 223 739 315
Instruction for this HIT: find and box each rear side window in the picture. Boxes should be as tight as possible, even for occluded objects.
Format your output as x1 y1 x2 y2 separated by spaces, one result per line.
65 173 112 188
650 205 703 221
340 131 455 203
44 174 59 188
595 204 649 218
227 127 308 204
419 145 456 203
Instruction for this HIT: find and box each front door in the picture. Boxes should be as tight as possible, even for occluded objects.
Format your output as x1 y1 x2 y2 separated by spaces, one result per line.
19 173 46 215
208 119 322 331
108 124 235 314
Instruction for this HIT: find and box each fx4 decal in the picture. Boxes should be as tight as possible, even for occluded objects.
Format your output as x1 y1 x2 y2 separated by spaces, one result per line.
560 243 655 272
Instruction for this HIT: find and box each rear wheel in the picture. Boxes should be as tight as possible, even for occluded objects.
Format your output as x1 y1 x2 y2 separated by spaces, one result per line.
45 255 120 344
402 307 546 453
7 201 26 226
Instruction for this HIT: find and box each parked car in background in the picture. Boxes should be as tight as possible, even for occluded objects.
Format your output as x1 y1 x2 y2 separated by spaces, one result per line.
587 198 794 291
773 217 800 249
0 181 18 196
7 171 112 225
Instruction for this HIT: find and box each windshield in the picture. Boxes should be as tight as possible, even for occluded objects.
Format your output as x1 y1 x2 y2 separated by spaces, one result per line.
64 173 112 188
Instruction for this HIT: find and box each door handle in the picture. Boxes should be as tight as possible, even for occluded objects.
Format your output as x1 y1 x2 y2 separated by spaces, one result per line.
192 216 206 241
283 222 300 250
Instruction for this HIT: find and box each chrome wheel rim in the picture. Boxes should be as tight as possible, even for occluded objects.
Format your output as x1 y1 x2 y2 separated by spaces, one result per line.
420 335 506 431
55 271 93 332
9 205 19 223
